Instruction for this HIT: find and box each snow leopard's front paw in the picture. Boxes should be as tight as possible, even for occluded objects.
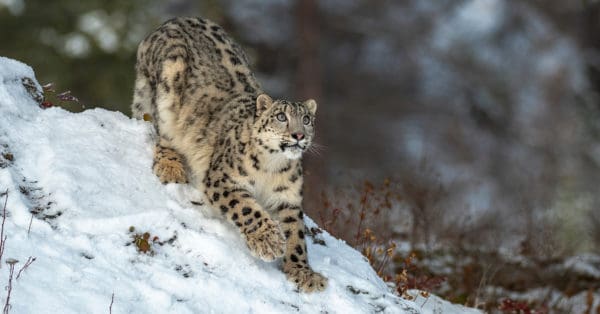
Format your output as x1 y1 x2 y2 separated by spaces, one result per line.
284 265 328 293
244 217 286 262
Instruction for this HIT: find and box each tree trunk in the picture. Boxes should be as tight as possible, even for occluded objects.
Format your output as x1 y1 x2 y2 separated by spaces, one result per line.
295 0 325 214
582 3 600 104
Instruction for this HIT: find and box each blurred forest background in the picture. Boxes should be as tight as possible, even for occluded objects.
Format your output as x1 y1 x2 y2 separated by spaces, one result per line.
2 0 600 311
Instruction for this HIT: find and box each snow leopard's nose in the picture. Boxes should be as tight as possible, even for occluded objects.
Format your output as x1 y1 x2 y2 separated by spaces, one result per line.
291 132 304 141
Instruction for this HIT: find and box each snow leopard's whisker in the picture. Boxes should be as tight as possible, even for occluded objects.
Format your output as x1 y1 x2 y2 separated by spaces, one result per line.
307 142 325 156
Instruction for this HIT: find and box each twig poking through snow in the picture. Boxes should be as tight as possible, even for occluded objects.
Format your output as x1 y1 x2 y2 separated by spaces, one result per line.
16 256 35 280
0 190 8 267
3 258 18 314
56 90 79 103
109 292 114 314
27 214 33 237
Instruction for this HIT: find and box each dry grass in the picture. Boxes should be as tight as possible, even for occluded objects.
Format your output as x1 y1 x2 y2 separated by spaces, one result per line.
312 176 600 313
316 179 446 300
0 190 36 314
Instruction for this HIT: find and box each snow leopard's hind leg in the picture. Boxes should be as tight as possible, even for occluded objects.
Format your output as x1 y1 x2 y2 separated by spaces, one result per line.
131 72 154 123
153 144 188 184
131 73 187 184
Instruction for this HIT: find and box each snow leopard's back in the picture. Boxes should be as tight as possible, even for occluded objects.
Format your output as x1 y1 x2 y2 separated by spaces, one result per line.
131 17 262 134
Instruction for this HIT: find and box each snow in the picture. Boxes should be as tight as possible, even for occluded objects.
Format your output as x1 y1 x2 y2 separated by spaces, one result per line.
225 0 294 45
562 254 600 279
0 0 24 16
63 33 91 58
0 56 480 313
78 10 120 53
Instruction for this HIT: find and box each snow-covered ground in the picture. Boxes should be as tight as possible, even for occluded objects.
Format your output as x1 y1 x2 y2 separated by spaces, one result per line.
0 56 480 313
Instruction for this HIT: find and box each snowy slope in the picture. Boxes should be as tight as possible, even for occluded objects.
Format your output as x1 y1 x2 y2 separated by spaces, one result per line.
0 56 480 314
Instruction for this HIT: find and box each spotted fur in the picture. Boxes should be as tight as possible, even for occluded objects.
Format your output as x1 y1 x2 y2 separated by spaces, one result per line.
132 17 326 292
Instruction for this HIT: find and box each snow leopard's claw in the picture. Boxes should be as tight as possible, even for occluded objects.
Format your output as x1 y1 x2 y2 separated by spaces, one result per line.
285 266 328 293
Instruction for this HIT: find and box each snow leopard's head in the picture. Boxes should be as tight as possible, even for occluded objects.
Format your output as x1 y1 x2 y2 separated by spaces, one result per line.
253 94 317 160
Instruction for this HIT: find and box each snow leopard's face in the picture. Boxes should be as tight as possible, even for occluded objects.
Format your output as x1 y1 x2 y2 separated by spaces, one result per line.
253 94 317 160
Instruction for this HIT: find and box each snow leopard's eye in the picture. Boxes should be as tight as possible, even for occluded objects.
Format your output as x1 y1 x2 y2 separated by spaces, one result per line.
276 112 287 122
302 115 310 125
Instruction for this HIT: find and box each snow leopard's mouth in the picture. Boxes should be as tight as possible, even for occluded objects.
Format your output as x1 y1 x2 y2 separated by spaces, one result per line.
281 143 306 151
280 143 306 159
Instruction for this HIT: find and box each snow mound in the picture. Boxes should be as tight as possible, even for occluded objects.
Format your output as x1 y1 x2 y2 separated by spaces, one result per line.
0 57 480 314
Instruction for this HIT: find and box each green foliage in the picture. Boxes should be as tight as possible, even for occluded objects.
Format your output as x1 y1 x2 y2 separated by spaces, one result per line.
0 1 230 114
0 1 162 113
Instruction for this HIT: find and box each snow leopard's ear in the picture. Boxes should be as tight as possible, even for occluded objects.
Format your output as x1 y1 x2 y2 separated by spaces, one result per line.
305 99 317 115
256 94 273 115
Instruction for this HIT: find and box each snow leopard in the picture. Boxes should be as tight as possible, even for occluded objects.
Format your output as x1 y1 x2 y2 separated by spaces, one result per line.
131 17 327 292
